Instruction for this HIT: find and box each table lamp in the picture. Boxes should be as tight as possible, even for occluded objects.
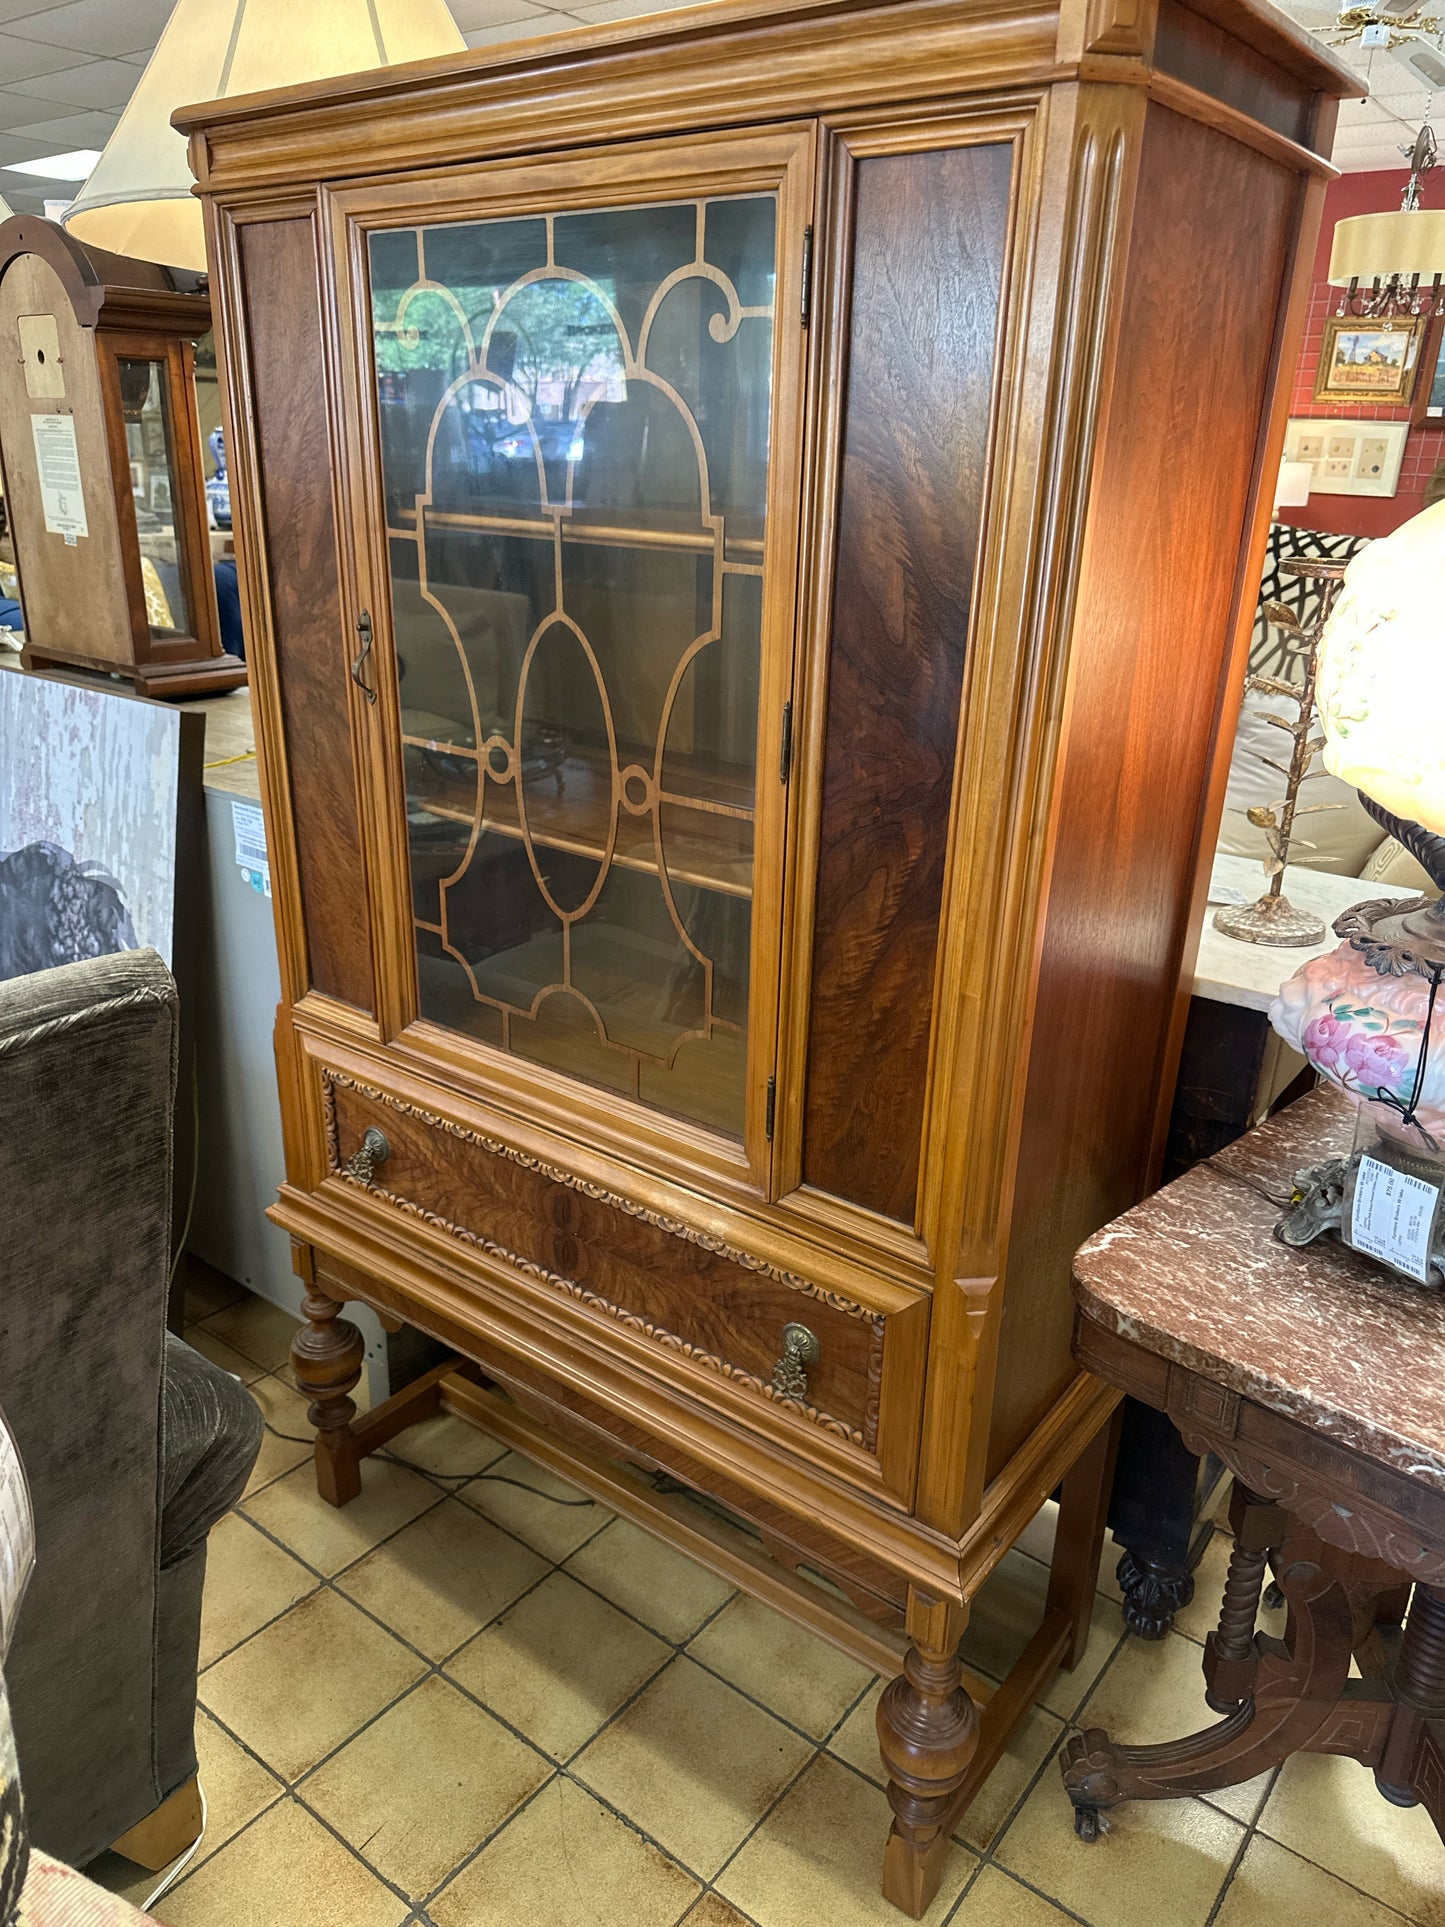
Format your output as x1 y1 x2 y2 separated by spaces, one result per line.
1269 500 1445 1282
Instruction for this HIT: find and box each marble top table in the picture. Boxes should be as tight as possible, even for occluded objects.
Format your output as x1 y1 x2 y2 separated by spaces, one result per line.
1195 853 1419 1012
1075 1083 1445 1495
1063 1086 1445 1841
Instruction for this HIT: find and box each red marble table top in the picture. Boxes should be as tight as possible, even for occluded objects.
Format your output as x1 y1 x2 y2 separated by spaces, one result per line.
1073 1085 1445 1493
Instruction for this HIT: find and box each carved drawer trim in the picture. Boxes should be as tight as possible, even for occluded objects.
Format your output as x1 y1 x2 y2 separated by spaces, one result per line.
320 1069 886 1450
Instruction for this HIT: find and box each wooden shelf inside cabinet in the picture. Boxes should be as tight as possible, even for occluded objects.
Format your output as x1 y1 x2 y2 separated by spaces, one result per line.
403 737 757 899
387 504 767 564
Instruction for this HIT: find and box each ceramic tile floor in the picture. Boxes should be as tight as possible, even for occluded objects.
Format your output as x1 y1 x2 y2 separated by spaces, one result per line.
93 1278 1445 1927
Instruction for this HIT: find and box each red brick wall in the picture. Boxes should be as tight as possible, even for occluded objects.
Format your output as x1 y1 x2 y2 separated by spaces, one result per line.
1278 168 1444 539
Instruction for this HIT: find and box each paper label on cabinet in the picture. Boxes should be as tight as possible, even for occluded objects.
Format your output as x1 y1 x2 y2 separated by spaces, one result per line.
29 413 88 541
232 799 270 897
1349 1154 1440 1283
0 1406 35 1663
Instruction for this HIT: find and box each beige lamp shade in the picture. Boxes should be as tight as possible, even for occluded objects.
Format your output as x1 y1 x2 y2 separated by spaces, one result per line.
1329 207 1445 287
62 0 465 271
0 196 11 220
1316 500 1445 834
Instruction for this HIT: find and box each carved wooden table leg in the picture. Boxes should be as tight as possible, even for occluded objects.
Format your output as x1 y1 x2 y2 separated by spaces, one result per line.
1378 1584 1445 1812
1203 1485 1280 1713
1062 1525 1365 1837
291 1284 366 1507
1110 1400 1200 1639
878 1589 977 1918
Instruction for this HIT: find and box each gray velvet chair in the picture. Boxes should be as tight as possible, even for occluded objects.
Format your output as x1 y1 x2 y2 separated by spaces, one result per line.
0 949 262 1872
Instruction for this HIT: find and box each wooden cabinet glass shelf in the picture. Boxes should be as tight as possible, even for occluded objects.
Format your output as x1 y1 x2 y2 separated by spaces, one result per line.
178 1 1359 1909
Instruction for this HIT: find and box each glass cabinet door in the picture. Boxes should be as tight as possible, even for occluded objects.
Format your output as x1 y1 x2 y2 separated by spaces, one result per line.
116 354 191 640
365 160 803 1148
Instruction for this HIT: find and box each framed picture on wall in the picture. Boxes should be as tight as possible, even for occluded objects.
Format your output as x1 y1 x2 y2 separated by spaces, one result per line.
1412 313 1445 423
1313 314 1427 406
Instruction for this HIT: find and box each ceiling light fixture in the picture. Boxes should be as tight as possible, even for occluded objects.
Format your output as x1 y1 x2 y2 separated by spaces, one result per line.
1 149 103 182
62 0 465 272
1329 121 1445 316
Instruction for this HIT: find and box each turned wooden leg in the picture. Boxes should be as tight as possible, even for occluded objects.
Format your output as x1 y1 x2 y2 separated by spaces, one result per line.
1203 1485 1282 1713
877 1590 977 1919
1377 1584 1445 1808
111 1776 204 1871
291 1286 365 1508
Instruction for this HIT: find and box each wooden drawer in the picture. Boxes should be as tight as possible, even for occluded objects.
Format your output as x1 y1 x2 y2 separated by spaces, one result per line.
317 1066 924 1482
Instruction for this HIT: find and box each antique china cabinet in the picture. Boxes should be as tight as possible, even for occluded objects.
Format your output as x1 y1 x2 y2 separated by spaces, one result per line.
179 0 1355 1906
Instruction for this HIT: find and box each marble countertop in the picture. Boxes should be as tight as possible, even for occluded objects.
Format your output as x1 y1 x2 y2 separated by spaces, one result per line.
1194 853 1417 1014
1074 1084 1445 1492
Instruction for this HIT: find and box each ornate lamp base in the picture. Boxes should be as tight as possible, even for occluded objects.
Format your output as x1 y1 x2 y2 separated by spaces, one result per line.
1213 893 1325 946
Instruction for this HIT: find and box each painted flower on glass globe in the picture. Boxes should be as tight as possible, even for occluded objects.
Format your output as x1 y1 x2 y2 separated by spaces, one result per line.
1271 940 1442 1130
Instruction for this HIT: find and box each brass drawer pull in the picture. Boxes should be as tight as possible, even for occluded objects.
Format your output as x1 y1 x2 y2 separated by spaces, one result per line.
771 1321 820 1399
345 1127 390 1185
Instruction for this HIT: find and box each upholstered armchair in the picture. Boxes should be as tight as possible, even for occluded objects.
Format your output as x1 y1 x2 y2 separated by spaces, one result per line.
0 949 261 1872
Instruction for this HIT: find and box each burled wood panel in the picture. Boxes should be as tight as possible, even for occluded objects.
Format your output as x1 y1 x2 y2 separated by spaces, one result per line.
240 219 373 1010
324 1069 888 1449
801 142 1012 1225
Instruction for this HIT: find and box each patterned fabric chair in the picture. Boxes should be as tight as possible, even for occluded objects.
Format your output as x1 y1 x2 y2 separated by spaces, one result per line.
0 951 261 1873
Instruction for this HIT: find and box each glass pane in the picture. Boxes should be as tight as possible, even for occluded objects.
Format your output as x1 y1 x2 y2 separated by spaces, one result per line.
117 356 190 640
370 192 777 1140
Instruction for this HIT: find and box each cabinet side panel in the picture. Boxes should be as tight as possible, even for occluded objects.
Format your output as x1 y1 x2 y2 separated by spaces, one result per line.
985 105 1300 1477
802 142 1011 1226
1154 0 1314 146
238 217 373 1011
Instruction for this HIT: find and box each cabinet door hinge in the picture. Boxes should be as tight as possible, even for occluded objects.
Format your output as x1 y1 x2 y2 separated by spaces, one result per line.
800 225 814 329
765 1074 777 1140
779 699 793 785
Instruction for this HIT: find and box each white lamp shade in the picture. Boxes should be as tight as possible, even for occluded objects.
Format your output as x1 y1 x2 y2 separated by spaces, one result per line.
0 195 12 221
62 0 465 271
1275 459 1313 508
1329 207 1445 287
1316 499 1445 834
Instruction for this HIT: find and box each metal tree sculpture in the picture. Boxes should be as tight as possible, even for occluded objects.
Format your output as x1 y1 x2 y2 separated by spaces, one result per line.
1214 559 1347 946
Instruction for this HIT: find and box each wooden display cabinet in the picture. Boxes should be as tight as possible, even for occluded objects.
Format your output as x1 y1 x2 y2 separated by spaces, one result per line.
0 216 245 698
178 0 1356 1908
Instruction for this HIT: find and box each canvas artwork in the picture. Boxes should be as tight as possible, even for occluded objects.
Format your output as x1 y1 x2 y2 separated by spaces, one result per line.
1313 315 1426 406
0 672 182 982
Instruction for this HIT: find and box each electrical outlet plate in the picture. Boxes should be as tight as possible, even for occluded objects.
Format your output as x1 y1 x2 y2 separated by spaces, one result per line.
1283 416 1410 496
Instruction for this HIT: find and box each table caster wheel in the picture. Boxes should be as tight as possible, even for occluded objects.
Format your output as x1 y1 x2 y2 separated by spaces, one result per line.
1073 1805 1103 1842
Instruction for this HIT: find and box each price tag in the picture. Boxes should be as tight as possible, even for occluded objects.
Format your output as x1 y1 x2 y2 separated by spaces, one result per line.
1349 1154 1441 1283
0 1408 34 1663
231 799 269 895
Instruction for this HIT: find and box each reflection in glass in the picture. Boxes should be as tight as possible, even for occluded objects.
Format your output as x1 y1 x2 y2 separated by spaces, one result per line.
370 195 777 1138
117 356 190 639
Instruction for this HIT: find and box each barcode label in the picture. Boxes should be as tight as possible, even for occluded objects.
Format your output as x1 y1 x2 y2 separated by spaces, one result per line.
1350 1155 1439 1283
232 799 268 872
